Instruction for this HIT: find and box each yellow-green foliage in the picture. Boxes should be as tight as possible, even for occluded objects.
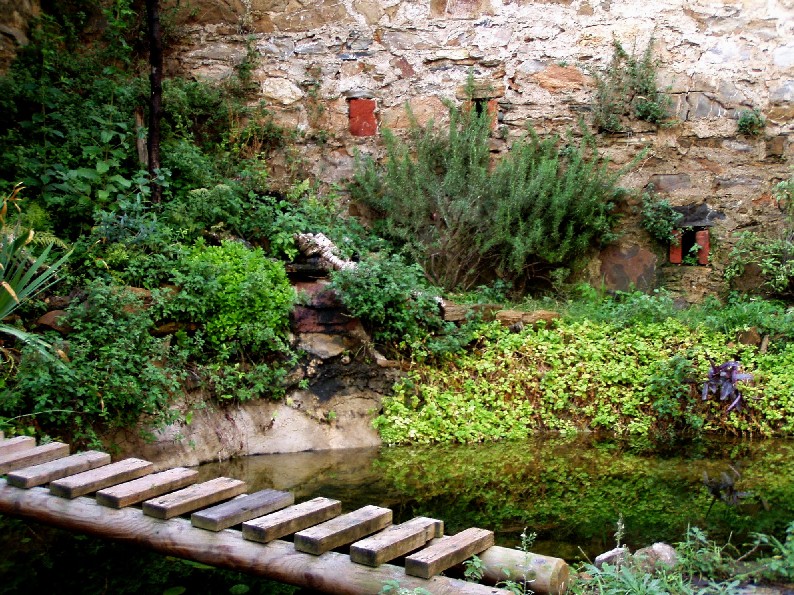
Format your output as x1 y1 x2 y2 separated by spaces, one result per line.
375 319 794 444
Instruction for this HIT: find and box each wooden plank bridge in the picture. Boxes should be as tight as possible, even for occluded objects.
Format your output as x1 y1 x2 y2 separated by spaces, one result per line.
0 435 570 594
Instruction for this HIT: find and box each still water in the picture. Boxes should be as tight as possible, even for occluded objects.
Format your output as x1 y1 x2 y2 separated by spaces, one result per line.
2 435 793 594
197 435 794 562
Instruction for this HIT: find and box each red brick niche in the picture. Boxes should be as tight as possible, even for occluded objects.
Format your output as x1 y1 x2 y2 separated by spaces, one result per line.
348 98 377 137
669 228 710 265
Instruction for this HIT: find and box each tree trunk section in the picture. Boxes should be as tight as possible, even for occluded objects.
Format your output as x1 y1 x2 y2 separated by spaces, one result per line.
146 0 163 203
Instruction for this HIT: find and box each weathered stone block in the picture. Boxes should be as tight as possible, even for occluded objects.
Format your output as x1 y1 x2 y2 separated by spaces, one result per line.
648 174 692 193
773 43 794 68
261 78 304 105
766 135 787 158
533 64 587 92
381 97 447 130
251 0 351 32
36 310 71 334
430 0 493 18
770 81 794 104
599 243 657 291
715 176 763 189
348 98 377 137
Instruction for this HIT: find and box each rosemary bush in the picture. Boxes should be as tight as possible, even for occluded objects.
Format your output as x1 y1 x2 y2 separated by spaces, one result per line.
350 101 627 292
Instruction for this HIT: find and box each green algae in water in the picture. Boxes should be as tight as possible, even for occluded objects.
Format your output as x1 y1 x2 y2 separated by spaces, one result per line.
201 435 794 563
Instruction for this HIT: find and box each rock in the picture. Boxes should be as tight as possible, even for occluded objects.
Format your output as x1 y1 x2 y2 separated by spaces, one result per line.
533 64 587 92
599 243 657 292
716 176 764 189
738 327 762 347
773 43 794 69
151 322 200 337
633 542 678 572
254 0 351 32
45 295 73 309
594 546 629 568
441 302 501 322
36 310 71 334
261 78 304 105
381 96 447 130
429 48 471 61
770 81 794 105
353 0 383 25
766 136 787 159
297 333 347 359
648 174 692 193
495 309 560 329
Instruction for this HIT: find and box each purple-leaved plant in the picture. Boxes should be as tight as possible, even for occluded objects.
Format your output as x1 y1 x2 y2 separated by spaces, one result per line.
702 359 753 412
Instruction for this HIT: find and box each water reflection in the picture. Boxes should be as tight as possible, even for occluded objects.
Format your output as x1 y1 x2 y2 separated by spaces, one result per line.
199 435 794 562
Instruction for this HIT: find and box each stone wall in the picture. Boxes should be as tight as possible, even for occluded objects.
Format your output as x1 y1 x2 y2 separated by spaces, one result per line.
0 0 39 72
165 0 793 300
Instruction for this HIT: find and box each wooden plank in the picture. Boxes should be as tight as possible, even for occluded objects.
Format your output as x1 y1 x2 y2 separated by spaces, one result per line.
350 517 444 567
242 497 341 544
49 458 153 499
6 451 111 488
0 436 36 456
294 505 393 555
96 467 199 509
142 477 246 520
192 488 294 532
0 481 514 595
405 527 494 579
0 442 69 475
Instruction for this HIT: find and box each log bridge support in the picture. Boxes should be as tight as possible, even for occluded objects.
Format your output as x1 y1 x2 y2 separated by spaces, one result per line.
0 436 570 595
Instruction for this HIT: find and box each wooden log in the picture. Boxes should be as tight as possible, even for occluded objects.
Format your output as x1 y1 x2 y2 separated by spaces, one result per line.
479 546 570 595
0 442 69 475
405 527 494 578
143 477 246 520
294 505 393 555
192 489 294 532
96 467 199 509
242 497 341 544
7 451 111 488
350 517 444 567
0 436 36 456
49 458 153 499
0 480 510 595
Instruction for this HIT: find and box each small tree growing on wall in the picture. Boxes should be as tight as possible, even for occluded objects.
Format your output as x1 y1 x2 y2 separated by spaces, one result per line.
590 36 672 133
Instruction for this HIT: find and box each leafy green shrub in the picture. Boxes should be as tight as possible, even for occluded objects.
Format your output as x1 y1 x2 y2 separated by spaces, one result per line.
350 99 627 291
640 185 683 244
590 37 672 133
330 253 445 345
724 231 794 297
163 240 295 360
737 108 766 136
2 281 185 445
0 6 149 238
725 167 794 296
249 180 387 261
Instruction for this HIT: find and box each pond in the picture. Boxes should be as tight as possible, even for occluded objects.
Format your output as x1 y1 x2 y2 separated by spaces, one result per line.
1 435 793 594
196 435 794 562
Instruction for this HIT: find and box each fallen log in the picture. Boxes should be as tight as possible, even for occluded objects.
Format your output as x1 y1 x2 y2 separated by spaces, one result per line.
294 233 356 272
